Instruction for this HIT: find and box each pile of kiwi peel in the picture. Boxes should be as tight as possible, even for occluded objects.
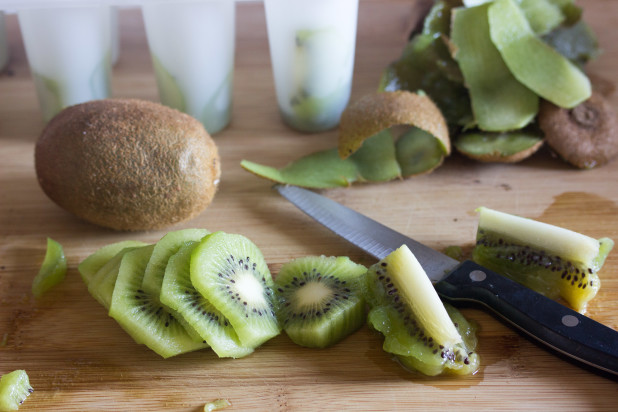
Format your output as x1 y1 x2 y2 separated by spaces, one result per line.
472 207 614 313
0 370 33 412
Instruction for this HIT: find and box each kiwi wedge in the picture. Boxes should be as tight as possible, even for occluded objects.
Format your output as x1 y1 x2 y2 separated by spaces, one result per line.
191 232 280 348
364 245 480 376
274 256 367 349
32 237 67 298
79 240 148 285
472 207 614 313
109 245 208 358
451 3 539 132
488 0 591 108
160 242 254 358
0 370 33 412
142 229 210 296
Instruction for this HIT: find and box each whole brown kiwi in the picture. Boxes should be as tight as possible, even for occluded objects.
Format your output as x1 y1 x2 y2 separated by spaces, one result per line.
35 99 221 231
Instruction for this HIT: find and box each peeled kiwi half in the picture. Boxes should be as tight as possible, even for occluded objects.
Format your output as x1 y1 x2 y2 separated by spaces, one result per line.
34 99 221 231
472 207 614 313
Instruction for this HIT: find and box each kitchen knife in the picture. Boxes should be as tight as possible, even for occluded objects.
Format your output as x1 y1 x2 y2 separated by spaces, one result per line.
275 184 618 377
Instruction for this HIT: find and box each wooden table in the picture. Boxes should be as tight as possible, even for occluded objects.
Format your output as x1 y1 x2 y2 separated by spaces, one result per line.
1 1 617 410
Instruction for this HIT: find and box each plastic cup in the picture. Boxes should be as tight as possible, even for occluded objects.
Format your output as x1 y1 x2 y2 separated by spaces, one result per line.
17 5 112 121
141 0 235 135
264 0 359 133
0 12 8 71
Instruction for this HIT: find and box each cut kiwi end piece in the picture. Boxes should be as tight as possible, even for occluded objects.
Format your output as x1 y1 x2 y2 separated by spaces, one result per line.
109 245 208 358
275 256 367 349
0 370 33 411
473 207 613 312
161 241 254 358
79 240 148 286
32 237 67 298
142 228 210 297
190 232 281 348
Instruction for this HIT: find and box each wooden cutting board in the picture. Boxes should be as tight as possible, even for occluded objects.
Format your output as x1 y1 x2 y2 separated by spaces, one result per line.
1 1 617 410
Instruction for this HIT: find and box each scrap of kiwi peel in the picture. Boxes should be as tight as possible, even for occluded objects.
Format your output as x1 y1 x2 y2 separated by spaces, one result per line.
454 131 544 163
0 370 33 412
160 241 254 358
108 245 209 358
473 207 614 313
32 237 67 298
364 244 480 376
274 255 368 349
190 231 281 349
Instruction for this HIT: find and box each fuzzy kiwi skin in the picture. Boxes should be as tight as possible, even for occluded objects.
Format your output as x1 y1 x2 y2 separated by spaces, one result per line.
34 99 221 231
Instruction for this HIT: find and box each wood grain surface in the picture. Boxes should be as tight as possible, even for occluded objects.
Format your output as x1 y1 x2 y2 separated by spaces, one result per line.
1 1 617 410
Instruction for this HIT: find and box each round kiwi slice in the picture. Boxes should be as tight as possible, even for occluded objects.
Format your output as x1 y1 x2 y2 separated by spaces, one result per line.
109 245 209 358
274 256 367 349
0 370 33 411
160 242 254 359
34 98 221 231
190 232 280 348
32 237 67 298
338 91 450 160
79 240 148 286
538 92 618 169
364 245 480 376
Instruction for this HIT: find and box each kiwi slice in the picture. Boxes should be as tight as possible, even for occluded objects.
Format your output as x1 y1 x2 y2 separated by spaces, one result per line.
488 0 591 108
32 237 67 298
109 245 208 358
472 207 614 312
454 130 544 163
190 232 280 348
0 370 33 411
451 3 539 132
364 245 479 376
142 229 210 297
160 242 254 358
87 245 147 309
79 240 147 285
274 256 367 348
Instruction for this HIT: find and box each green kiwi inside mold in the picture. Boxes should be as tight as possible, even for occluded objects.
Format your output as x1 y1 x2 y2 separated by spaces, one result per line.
472 207 614 313
274 255 367 349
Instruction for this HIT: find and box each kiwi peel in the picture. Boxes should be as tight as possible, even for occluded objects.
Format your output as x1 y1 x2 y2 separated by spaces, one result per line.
364 245 480 376
472 207 614 313
0 370 33 412
454 130 544 163
274 256 367 349
32 237 67 298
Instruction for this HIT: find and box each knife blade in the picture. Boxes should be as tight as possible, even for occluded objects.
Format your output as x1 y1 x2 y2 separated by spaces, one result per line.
276 184 618 377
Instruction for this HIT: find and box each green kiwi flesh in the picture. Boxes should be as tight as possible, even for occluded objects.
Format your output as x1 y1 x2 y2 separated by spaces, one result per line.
395 127 445 176
454 131 544 162
32 237 67 298
364 245 479 376
473 207 614 312
274 256 367 348
0 370 33 411
191 232 280 348
142 228 210 296
488 0 591 108
160 242 254 358
451 3 538 132
109 245 208 358
79 240 148 285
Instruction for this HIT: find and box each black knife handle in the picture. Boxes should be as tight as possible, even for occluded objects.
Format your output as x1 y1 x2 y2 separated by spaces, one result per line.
434 260 618 376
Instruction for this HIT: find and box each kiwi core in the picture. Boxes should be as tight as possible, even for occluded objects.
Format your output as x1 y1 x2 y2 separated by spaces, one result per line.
235 272 268 305
294 281 332 308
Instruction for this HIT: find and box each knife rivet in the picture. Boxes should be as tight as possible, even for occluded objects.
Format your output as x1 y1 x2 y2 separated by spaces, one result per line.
469 270 487 282
561 315 580 327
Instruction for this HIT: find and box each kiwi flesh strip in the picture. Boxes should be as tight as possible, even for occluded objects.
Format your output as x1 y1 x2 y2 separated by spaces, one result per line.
160 242 254 358
451 3 539 132
0 370 33 411
472 207 614 313
191 232 281 348
488 0 591 108
109 245 208 358
32 237 67 298
274 256 367 349
79 240 148 285
142 228 210 296
364 245 480 376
